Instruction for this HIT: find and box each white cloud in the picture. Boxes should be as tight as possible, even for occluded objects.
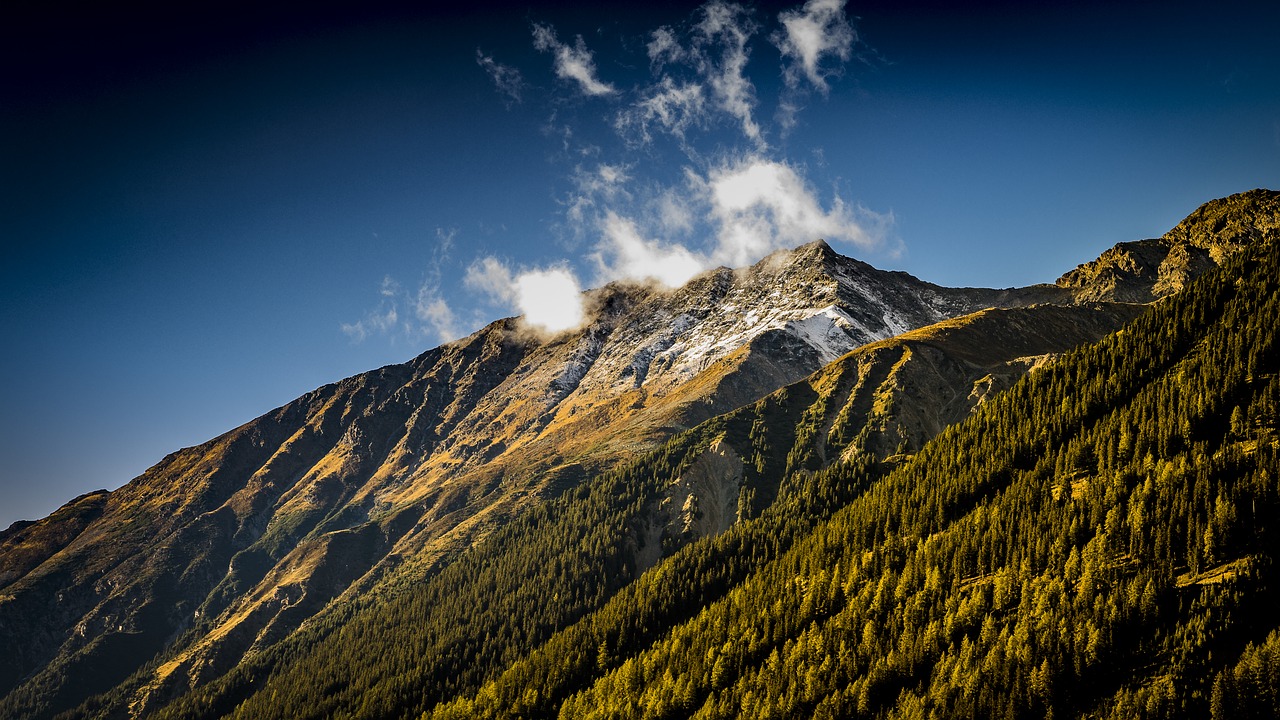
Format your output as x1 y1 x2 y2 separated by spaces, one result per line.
594 211 706 288
616 77 707 146
532 23 616 97
476 49 524 104
647 27 684 69
566 163 632 228
774 0 855 93
694 1 764 147
696 157 890 267
415 287 459 343
379 275 400 297
465 257 585 334
464 256 517 302
655 188 696 236
515 268 585 332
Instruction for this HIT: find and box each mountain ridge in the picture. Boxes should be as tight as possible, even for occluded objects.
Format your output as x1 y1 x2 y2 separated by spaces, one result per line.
1 189 1276 720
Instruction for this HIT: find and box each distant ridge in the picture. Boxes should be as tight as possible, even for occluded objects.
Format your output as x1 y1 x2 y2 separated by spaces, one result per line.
1056 188 1280 302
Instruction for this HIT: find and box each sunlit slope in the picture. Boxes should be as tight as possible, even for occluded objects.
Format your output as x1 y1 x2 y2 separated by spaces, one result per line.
129 289 1151 720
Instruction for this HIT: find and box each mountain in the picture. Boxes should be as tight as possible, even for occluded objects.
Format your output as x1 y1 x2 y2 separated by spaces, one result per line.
0 240 1062 719
1055 188 1280 302
1 189 1275 720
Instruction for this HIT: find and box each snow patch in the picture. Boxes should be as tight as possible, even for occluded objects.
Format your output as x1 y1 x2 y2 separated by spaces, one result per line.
549 327 608 403
783 306 863 363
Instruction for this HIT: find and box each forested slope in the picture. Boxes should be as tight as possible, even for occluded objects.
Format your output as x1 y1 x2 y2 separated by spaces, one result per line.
509 215 1280 719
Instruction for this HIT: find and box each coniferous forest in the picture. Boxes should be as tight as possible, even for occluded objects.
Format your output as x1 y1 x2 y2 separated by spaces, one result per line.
3 193 1277 720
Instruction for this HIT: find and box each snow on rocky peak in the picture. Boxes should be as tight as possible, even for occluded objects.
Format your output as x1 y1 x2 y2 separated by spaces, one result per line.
543 239 1044 415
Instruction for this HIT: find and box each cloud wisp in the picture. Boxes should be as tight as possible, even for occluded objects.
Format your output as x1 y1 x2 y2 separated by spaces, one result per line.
341 276 401 343
476 50 524 105
532 23 616 97
774 0 856 94
614 1 765 151
692 1 764 147
484 0 863 153
344 229 462 345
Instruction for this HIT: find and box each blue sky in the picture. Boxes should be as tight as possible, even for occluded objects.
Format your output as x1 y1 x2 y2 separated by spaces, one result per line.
2 0 1278 529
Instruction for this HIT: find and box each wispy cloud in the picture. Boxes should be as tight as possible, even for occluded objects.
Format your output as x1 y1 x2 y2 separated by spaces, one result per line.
647 27 685 69
476 49 524 105
693 1 764 147
342 276 402 343
512 1 862 152
774 0 856 94
613 1 781 151
414 289 459 341
343 228 463 345
615 77 707 147
532 23 616 97
565 163 632 229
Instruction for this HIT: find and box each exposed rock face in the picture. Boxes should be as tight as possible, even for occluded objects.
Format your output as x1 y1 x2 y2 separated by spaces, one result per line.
634 438 746 575
1056 189 1280 302
1 189 1273 720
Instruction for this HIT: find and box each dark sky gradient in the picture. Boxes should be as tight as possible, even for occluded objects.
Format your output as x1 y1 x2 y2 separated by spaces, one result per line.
2 0 1277 529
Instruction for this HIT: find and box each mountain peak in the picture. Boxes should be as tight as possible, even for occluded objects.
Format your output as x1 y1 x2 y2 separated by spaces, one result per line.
1056 187 1279 302
794 237 835 256
764 238 838 267
1163 187 1280 256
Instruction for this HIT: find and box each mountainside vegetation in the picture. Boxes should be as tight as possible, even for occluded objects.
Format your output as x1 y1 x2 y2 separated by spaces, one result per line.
1 189 1277 720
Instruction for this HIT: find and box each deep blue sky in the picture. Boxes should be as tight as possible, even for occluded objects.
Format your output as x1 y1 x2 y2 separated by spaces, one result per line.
3 0 1278 529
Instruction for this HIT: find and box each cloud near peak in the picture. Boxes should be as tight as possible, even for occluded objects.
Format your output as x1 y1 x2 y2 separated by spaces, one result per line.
364 2 888 346
702 157 885 267
572 156 895 288
594 211 705 288
465 257 586 334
